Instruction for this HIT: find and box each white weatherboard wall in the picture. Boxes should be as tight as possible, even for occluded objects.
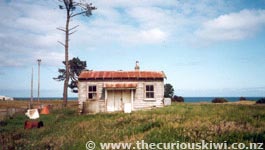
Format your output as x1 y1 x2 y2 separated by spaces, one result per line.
78 80 164 113
133 81 164 110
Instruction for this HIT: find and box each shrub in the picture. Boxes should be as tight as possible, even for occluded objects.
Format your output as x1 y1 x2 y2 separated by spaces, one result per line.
239 97 247 101
212 98 228 103
256 98 265 104
164 83 174 98
172 95 184 102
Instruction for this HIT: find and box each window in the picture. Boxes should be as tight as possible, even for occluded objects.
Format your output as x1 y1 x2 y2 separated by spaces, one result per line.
88 85 97 99
146 85 154 98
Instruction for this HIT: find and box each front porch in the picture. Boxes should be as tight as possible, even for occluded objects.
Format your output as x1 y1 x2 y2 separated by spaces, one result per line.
82 83 137 114
105 89 135 112
104 83 137 112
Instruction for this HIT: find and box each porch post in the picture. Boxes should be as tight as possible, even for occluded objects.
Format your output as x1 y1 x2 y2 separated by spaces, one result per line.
131 89 134 111
105 89 108 112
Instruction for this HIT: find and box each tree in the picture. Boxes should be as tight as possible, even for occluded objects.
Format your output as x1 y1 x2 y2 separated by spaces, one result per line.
256 98 265 104
57 0 96 107
239 97 247 101
54 57 87 93
172 95 184 102
212 98 228 103
164 83 174 98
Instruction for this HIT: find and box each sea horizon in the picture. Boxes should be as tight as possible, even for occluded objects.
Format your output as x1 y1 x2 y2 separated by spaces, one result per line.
13 96 263 103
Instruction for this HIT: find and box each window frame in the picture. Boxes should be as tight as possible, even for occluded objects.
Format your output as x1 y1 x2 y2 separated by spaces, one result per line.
87 85 97 100
145 84 155 100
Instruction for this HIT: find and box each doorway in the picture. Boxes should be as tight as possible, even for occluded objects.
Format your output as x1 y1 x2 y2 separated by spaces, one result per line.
107 90 131 112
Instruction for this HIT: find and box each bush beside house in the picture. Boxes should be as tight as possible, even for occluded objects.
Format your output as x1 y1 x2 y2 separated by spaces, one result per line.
172 95 184 103
212 98 228 103
239 97 247 101
256 98 265 104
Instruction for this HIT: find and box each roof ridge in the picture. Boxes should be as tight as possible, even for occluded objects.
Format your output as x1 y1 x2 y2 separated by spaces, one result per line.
79 70 166 79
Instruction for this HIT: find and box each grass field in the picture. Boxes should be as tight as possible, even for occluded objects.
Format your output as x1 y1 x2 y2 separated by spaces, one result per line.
0 101 264 149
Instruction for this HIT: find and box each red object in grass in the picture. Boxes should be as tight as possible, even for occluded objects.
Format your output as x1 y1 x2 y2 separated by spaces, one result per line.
24 120 44 129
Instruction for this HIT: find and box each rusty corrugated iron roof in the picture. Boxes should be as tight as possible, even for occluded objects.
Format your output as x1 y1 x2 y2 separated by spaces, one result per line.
104 83 138 89
78 71 166 80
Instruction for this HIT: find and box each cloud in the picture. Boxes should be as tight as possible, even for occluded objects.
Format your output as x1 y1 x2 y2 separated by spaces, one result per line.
0 0 177 68
0 0 65 67
1 0 265 68
138 28 167 43
32 51 65 67
91 0 176 8
0 54 28 67
126 6 174 28
70 5 171 46
195 9 265 43
0 72 4 76
77 0 208 46
92 0 234 46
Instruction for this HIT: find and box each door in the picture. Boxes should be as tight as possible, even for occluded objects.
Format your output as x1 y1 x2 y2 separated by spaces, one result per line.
122 90 131 104
107 90 114 112
107 90 131 112
114 90 122 111
107 90 122 112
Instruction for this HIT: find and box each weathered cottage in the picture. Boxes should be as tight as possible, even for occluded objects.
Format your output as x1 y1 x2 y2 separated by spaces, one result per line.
78 62 166 113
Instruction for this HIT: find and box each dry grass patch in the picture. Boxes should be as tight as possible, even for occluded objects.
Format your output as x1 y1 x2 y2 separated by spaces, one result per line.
0 102 264 149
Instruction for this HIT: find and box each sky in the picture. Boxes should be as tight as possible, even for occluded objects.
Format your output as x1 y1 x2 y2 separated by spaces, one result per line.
0 0 265 98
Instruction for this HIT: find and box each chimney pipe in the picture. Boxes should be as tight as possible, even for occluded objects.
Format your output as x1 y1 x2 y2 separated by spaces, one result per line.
135 61 140 71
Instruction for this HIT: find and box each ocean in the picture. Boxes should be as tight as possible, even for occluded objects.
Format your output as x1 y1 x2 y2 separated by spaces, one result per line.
13 97 263 103
183 97 261 103
14 97 78 101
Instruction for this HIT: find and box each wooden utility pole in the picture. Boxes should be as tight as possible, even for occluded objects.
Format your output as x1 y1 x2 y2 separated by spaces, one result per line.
30 67 33 108
37 59 41 103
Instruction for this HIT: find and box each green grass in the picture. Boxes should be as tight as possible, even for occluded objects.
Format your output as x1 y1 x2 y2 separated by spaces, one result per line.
0 103 265 149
